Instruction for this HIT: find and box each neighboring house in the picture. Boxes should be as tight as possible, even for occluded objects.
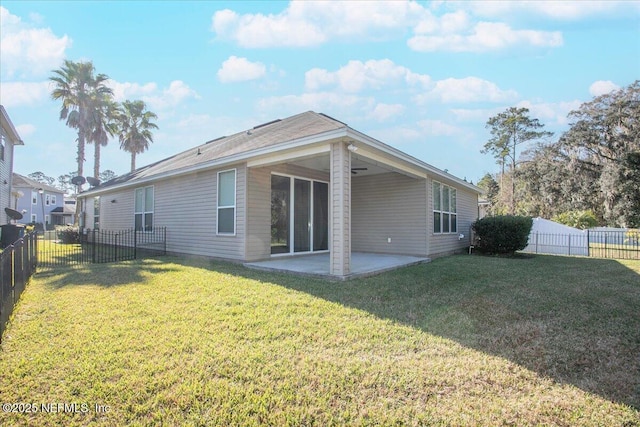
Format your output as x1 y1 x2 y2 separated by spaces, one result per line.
12 173 68 228
78 111 481 278
0 106 24 224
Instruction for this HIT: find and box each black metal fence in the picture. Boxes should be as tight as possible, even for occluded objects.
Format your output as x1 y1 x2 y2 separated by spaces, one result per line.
522 230 640 260
38 227 167 269
1 232 37 343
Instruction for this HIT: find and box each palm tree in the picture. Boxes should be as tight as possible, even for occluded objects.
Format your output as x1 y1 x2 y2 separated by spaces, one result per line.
50 60 113 180
88 95 120 179
118 100 158 172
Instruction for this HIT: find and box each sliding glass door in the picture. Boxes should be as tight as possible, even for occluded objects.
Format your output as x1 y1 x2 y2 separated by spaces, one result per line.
313 181 328 251
271 175 290 254
271 175 328 255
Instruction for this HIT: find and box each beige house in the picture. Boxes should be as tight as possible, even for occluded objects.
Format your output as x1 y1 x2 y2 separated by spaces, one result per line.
78 111 481 278
1 106 24 225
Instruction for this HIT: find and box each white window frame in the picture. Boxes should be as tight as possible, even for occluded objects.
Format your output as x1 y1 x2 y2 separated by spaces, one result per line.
433 181 457 235
51 195 57 205
45 214 50 225
94 196 100 230
217 169 236 236
30 214 37 223
45 194 51 206
134 186 154 232
32 192 37 205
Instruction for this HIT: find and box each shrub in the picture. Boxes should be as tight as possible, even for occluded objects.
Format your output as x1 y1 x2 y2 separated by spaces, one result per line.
472 215 533 255
57 226 80 244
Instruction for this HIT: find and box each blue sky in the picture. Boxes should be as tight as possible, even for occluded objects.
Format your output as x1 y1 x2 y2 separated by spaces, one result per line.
1 1 639 184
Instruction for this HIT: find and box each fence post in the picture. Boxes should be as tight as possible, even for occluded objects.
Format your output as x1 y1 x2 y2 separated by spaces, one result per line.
92 229 97 264
115 232 119 261
587 230 590 257
134 228 137 260
535 231 539 254
604 233 608 258
568 234 571 256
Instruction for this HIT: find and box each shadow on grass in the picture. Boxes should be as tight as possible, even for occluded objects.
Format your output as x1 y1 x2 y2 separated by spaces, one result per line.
208 254 640 410
36 257 179 288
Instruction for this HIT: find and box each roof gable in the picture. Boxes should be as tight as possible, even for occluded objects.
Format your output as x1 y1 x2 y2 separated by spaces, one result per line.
12 173 62 194
95 111 345 189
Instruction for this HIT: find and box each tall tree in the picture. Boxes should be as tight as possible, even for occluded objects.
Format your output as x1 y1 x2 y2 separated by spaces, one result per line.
88 95 120 179
482 107 552 214
28 171 55 186
50 60 113 181
476 173 501 215
117 100 158 172
558 81 640 225
99 169 117 183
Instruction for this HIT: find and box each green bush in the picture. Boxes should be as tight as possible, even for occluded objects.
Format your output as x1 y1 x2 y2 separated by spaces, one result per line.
472 215 533 255
552 210 598 229
57 227 80 244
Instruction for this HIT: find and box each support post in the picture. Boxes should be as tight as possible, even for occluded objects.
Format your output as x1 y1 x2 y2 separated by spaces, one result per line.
330 142 351 277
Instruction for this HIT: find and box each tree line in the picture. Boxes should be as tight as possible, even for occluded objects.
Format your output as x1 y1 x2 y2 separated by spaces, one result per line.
49 59 158 182
478 81 639 228
26 170 117 194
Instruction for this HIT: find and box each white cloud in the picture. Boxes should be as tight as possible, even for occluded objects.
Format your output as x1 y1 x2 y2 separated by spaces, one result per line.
418 77 518 104
212 1 426 48
107 81 158 102
408 21 562 52
589 80 620 97
217 56 266 83
305 59 430 93
0 81 50 107
107 79 199 111
516 99 582 125
369 103 405 121
0 7 71 78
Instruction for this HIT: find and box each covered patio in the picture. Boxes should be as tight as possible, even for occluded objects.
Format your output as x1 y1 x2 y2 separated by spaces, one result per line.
244 252 430 280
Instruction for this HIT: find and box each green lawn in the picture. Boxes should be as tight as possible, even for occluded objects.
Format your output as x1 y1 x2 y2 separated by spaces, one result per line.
1 254 639 426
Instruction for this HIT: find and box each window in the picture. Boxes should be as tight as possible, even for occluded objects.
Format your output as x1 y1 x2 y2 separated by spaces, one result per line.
0 135 5 161
30 214 36 223
134 186 154 231
45 215 50 225
433 181 457 234
94 197 100 229
217 169 236 234
32 192 37 205
45 194 50 206
51 195 57 205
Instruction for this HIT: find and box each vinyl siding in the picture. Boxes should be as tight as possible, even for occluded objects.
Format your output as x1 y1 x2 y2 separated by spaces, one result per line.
0 138 14 225
95 165 246 260
245 163 330 261
352 172 428 256
427 177 478 257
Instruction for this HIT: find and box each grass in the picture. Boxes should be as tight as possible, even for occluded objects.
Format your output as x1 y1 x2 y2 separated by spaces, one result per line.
0 254 639 426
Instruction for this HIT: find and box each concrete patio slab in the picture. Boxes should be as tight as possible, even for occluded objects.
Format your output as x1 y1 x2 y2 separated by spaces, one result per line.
244 252 430 280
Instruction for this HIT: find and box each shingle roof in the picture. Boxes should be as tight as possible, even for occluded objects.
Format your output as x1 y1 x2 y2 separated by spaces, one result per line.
98 111 345 188
12 173 62 193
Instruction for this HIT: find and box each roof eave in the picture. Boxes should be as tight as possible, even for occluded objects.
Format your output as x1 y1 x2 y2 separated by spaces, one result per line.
345 128 482 194
1 105 24 145
79 127 350 197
